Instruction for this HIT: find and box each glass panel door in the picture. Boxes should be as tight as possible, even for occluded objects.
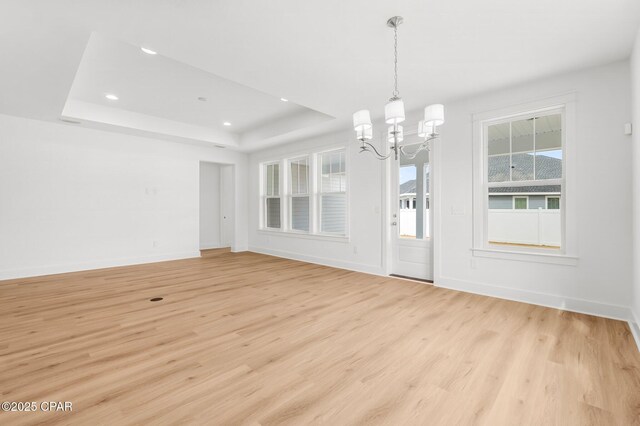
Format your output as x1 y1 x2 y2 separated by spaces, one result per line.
390 135 433 281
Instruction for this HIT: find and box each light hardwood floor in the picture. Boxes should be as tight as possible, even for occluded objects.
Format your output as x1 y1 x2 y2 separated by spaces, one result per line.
1 250 639 425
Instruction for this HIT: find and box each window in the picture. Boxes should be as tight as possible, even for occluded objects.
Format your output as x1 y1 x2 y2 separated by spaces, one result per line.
319 149 347 235
260 147 348 238
288 157 310 232
263 162 281 229
514 196 528 210
485 109 563 249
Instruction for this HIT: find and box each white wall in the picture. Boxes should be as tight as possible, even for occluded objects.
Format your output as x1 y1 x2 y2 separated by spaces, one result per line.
0 113 248 280
199 162 221 249
436 60 632 319
249 60 634 320
631 29 640 341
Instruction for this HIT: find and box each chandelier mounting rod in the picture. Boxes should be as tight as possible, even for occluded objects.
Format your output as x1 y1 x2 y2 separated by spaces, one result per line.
387 16 403 100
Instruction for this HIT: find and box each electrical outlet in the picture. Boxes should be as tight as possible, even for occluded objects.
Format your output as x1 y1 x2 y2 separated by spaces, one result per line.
470 258 478 269
353 246 358 254
153 240 158 248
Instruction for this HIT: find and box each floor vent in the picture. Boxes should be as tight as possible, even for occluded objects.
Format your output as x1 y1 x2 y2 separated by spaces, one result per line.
150 297 164 302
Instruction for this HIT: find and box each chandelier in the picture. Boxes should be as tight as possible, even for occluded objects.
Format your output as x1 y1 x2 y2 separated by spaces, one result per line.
352 16 445 160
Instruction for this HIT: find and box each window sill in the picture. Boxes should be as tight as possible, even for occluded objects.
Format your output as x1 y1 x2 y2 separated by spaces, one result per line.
471 247 578 266
258 229 350 243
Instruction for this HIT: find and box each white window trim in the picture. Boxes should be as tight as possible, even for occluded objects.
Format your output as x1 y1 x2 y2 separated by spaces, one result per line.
317 147 349 237
545 195 560 210
287 156 311 233
471 93 578 265
258 145 349 241
257 228 350 243
261 162 282 230
513 196 529 210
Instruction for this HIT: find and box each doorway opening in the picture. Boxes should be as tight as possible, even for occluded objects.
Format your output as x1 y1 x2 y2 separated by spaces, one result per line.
388 131 434 281
199 162 234 251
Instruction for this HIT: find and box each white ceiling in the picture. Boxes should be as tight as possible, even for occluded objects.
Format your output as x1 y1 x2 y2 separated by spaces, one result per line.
62 32 331 148
1 0 639 151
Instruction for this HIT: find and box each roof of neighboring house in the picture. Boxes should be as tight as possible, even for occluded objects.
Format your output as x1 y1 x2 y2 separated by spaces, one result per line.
489 185 561 194
400 179 416 195
488 154 561 193
533 155 562 180
399 155 561 195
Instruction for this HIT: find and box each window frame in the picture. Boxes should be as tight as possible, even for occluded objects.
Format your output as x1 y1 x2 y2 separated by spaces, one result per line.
471 94 578 265
546 195 560 210
287 156 311 233
261 161 282 230
258 146 349 241
513 196 529 210
317 148 349 237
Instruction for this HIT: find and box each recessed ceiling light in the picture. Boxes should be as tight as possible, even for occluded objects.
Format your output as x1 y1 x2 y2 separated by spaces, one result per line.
141 47 157 55
105 93 119 101
280 98 288 102
223 122 231 126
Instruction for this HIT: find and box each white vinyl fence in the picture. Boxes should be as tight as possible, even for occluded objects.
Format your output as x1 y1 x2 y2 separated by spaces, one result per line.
399 209 430 238
488 209 561 247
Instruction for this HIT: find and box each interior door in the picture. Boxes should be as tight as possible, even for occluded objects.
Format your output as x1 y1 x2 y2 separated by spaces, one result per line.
390 139 433 281
220 165 234 248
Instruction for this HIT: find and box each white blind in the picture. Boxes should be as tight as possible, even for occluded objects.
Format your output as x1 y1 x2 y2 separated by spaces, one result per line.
320 194 345 234
291 197 309 231
266 198 281 228
319 150 346 235
289 157 309 231
264 162 280 228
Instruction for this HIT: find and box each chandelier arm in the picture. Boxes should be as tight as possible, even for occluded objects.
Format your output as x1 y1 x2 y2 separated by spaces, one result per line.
398 135 440 159
360 147 391 161
398 144 427 160
359 142 393 160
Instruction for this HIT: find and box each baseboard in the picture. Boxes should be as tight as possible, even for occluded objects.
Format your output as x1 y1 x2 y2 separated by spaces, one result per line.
249 246 385 276
248 247 634 326
630 309 640 353
436 275 631 322
0 251 201 281
200 243 224 250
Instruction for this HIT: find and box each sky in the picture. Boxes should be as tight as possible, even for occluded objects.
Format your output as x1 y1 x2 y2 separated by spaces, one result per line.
400 165 416 184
